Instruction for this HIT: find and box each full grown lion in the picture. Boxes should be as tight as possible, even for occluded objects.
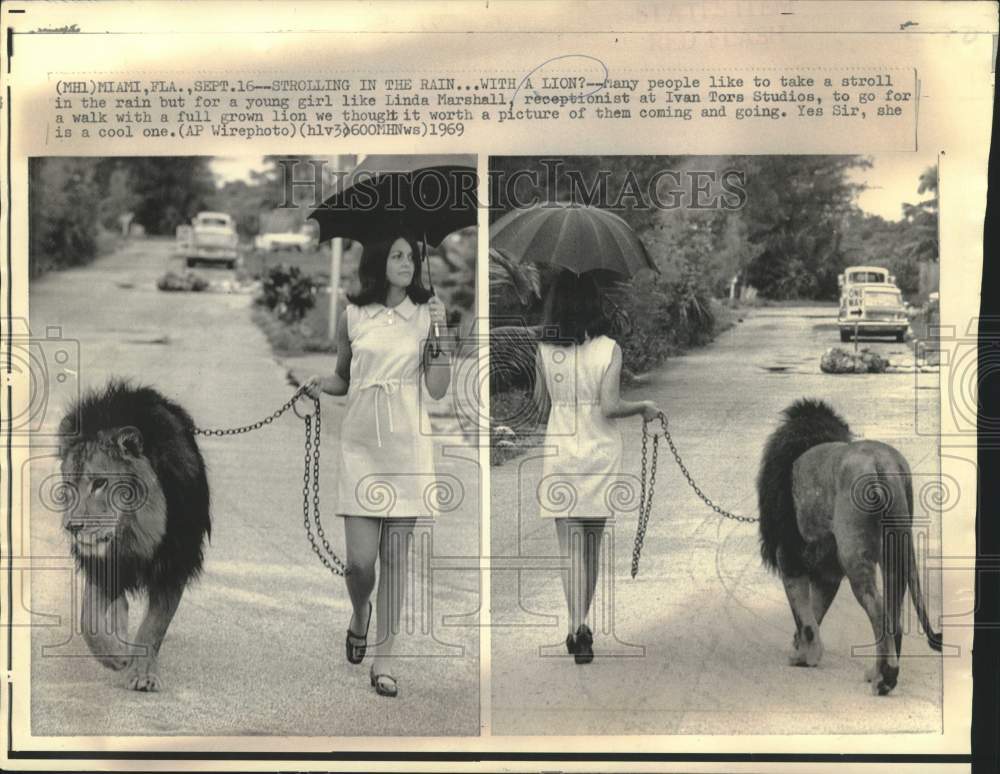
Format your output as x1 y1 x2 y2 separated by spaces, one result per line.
57 380 211 691
757 399 941 696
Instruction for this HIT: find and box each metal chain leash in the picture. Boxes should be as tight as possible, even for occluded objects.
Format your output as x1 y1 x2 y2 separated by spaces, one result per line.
300 406 348 577
194 386 310 437
631 415 659 578
632 411 758 578
194 386 348 577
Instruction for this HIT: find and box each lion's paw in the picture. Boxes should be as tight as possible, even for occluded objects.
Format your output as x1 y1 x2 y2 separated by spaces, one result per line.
126 663 162 692
788 640 822 667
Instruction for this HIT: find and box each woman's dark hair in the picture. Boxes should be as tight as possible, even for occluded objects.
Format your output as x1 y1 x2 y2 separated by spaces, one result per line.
540 270 614 346
346 234 433 306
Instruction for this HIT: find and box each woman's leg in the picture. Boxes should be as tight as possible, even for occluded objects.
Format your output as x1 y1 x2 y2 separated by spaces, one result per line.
369 517 417 673
555 518 608 634
343 516 382 636
554 518 576 634
579 519 608 626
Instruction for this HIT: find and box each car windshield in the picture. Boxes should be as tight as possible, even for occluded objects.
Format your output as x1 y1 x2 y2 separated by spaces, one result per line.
849 271 886 283
199 217 229 227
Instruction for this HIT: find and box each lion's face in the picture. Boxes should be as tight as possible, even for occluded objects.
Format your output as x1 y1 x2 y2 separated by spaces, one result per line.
60 426 166 561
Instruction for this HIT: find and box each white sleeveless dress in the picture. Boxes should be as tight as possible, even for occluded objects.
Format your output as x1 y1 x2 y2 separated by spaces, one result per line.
335 297 438 519
537 334 624 520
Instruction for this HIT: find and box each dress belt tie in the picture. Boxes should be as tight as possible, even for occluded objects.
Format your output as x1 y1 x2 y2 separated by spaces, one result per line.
357 379 412 447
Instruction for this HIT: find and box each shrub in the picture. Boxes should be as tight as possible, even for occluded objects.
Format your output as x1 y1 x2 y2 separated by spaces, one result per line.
258 264 318 323
28 158 101 277
614 263 716 376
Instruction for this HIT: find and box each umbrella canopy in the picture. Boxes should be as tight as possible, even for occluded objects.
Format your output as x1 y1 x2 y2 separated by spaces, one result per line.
489 203 658 278
307 154 477 247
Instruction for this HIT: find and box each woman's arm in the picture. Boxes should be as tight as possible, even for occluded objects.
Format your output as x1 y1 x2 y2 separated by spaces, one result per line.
422 297 451 400
532 343 550 427
423 327 451 400
307 309 351 397
599 343 659 420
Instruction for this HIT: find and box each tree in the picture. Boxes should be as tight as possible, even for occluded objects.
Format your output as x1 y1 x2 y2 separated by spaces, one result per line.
741 156 871 300
96 164 140 232
119 157 217 235
28 158 101 276
899 165 938 263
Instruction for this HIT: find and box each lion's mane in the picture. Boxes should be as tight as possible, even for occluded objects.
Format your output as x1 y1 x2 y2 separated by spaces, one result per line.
58 379 211 592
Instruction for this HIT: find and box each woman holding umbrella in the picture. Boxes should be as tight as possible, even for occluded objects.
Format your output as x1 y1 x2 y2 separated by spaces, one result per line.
491 203 661 663
305 233 451 697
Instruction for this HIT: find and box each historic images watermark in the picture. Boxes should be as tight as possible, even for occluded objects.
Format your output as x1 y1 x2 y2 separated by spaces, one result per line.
272 157 749 214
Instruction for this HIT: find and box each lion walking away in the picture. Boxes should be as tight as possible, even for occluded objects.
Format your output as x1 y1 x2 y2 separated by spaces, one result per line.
757 398 942 696
58 379 211 692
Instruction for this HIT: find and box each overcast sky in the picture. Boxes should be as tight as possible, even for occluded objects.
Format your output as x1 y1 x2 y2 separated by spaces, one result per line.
209 154 936 222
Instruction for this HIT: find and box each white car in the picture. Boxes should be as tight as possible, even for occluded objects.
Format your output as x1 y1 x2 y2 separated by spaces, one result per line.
255 230 316 252
182 212 240 269
837 265 909 342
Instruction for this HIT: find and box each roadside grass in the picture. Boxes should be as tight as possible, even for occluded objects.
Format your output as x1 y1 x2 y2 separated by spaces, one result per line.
251 288 339 357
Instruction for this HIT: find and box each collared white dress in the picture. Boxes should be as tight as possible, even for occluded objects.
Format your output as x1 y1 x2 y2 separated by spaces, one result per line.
335 296 438 519
537 334 623 520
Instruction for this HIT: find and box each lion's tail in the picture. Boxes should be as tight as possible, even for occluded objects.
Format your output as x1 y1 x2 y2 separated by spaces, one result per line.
899 475 943 652
758 399 852 572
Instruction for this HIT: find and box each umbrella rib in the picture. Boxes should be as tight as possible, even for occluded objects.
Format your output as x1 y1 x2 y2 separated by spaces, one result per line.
492 205 550 261
600 211 633 271
555 208 576 272
603 211 649 273
583 209 612 273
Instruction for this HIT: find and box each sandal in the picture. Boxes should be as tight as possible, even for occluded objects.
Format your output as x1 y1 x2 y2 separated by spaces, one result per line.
369 665 399 698
345 601 373 665
574 624 594 665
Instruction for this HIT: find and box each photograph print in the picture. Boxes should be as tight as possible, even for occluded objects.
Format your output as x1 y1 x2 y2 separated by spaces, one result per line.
487 154 946 736
23 153 481 736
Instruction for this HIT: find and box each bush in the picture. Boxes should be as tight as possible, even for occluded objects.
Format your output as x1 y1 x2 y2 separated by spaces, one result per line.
29 158 101 277
615 263 716 375
258 264 318 323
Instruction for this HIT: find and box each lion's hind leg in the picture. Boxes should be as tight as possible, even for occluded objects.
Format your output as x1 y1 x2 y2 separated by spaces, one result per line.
126 584 182 692
806 540 843 661
842 550 900 696
810 570 843 628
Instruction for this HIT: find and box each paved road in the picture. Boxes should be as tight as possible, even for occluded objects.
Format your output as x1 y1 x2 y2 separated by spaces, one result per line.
490 305 943 736
28 238 480 736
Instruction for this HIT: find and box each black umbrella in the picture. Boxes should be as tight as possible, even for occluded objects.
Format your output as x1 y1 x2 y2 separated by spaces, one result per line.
308 154 477 247
308 155 477 351
489 203 657 278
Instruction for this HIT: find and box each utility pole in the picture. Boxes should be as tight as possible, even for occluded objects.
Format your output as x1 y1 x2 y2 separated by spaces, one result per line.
328 155 344 341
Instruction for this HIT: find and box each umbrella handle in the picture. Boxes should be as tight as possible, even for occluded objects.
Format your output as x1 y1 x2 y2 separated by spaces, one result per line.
423 235 443 357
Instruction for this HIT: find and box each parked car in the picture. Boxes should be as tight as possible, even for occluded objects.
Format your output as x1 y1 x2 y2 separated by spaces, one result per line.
837 265 909 342
181 212 240 269
254 223 318 252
